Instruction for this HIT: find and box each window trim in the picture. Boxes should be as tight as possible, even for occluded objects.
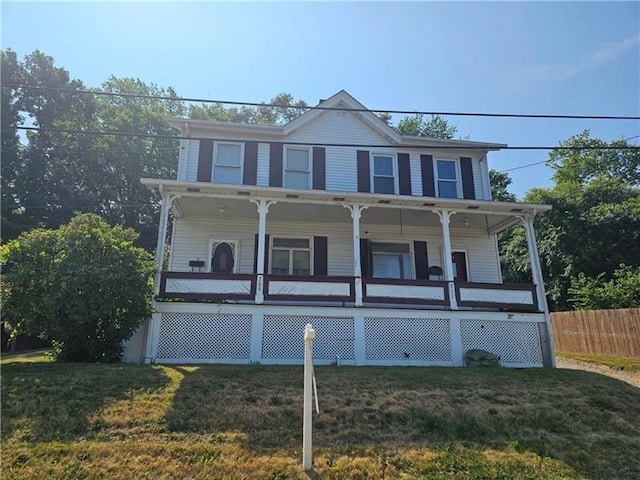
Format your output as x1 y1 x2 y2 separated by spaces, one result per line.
433 157 462 199
269 235 314 276
283 145 312 190
207 239 240 274
370 152 398 194
212 141 244 185
370 240 415 280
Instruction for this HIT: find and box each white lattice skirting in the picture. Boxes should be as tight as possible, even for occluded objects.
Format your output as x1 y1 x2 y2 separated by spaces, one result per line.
145 304 546 367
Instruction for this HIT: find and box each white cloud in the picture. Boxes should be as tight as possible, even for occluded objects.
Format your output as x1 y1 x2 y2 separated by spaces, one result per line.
512 33 640 84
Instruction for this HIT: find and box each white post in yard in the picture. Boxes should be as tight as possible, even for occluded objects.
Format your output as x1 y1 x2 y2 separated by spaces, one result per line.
303 323 316 471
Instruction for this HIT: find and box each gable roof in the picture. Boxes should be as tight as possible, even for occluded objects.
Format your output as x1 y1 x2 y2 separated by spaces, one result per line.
283 90 402 144
167 90 506 151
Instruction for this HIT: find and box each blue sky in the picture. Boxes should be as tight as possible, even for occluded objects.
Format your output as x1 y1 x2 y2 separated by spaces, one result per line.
2 1 639 198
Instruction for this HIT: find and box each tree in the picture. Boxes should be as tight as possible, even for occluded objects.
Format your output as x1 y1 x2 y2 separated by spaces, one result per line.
91 76 185 250
569 265 640 310
189 92 308 125
489 170 517 202
395 113 458 139
0 213 154 362
499 133 640 310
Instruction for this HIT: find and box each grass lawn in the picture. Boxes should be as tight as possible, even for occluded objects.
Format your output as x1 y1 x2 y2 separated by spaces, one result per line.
2 360 639 479
556 352 640 371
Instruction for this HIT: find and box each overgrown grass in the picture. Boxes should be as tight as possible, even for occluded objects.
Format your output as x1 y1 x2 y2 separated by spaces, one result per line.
557 351 640 371
2 360 639 479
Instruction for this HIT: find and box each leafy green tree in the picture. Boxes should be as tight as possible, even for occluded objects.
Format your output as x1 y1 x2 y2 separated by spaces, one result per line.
0 213 154 362
489 170 517 202
395 113 458 139
189 92 308 125
1 49 26 241
499 133 640 310
569 265 640 310
91 76 185 250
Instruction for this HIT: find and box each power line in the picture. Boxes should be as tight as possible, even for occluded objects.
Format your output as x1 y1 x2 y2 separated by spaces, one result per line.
4 83 640 121
498 135 640 173
10 125 640 151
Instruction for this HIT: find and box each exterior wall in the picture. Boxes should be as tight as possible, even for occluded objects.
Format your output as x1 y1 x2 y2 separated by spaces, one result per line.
179 111 492 200
142 302 546 367
169 216 501 283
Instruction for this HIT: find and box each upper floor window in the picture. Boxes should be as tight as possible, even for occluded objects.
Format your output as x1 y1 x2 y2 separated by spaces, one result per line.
284 147 311 189
213 142 243 184
271 237 311 276
435 159 460 198
371 242 414 279
372 154 396 194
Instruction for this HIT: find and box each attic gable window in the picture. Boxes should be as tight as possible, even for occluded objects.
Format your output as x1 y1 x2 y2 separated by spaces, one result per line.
371 154 396 194
284 147 311 189
213 142 243 185
435 159 460 198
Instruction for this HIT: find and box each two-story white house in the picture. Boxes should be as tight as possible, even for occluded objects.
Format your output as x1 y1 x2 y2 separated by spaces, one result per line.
130 91 555 367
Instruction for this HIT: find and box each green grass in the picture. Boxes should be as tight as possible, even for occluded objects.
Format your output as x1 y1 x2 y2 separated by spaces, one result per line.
557 351 640 371
2 359 639 479
0 349 53 365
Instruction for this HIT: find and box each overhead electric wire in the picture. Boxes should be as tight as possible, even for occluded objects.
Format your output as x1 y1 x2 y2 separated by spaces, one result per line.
9 125 640 151
3 83 640 120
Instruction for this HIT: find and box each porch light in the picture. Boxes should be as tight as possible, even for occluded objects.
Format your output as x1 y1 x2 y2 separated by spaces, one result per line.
463 218 470 227
219 205 225 214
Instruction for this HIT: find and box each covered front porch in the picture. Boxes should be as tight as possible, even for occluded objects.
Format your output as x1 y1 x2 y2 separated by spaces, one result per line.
145 179 549 315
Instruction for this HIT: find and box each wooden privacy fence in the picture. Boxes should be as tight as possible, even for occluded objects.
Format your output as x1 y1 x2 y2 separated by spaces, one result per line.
551 308 640 358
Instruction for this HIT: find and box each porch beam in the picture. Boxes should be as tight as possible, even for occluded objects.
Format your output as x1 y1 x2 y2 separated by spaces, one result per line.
521 214 556 367
435 210 458 310
487 217 520 235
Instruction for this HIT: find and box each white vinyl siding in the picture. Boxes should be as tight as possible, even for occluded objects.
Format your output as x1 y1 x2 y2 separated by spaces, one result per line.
410 154 422 196
257 143 270 187
169 217 501 283
184 139 200 182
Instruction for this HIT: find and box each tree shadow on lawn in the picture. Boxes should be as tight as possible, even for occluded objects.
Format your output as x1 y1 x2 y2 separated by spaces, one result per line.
164 364 640 479
1 362 169 443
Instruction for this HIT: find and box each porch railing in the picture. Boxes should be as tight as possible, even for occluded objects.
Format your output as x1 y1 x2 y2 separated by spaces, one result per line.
158 271 539 311
159 272 256 301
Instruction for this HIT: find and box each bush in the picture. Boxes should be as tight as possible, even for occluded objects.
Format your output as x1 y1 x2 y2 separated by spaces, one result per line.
1 213 154 361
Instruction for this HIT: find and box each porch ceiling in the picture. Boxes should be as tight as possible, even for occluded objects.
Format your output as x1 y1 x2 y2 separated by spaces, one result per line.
144 179 549 233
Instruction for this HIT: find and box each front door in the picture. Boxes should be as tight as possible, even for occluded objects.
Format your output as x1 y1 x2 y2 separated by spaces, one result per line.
211 242 235 273
451 251 468 282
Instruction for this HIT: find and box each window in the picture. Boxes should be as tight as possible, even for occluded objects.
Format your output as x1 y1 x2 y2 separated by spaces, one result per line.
271 237 311 276
371 242 414 279
284 147 311 189
435 159 459 198
213 142 243 184
372 154 396 194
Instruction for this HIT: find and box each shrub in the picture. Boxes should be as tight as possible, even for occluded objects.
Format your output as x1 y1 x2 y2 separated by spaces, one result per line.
1 213 154 361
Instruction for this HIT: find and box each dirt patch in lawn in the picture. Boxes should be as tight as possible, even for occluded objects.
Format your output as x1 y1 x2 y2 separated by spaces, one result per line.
556 357 640 388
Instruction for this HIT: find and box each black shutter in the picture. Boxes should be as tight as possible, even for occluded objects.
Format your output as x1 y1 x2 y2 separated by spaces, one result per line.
413 241 429 280
420 154 435 197
360 238 372 279
197 139 214 182
398 153 411 195
312 147 326 190
269 143 283 187
243 141 258 185
313 236 328 276
253 234 270 274
357 150 370 193
460 157 476 200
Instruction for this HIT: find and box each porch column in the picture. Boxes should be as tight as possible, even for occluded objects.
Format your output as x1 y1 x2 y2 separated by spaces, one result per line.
522 214 556 367
252 199 276 304
435 210 458 310
154 191 172 296
345 204 368 307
